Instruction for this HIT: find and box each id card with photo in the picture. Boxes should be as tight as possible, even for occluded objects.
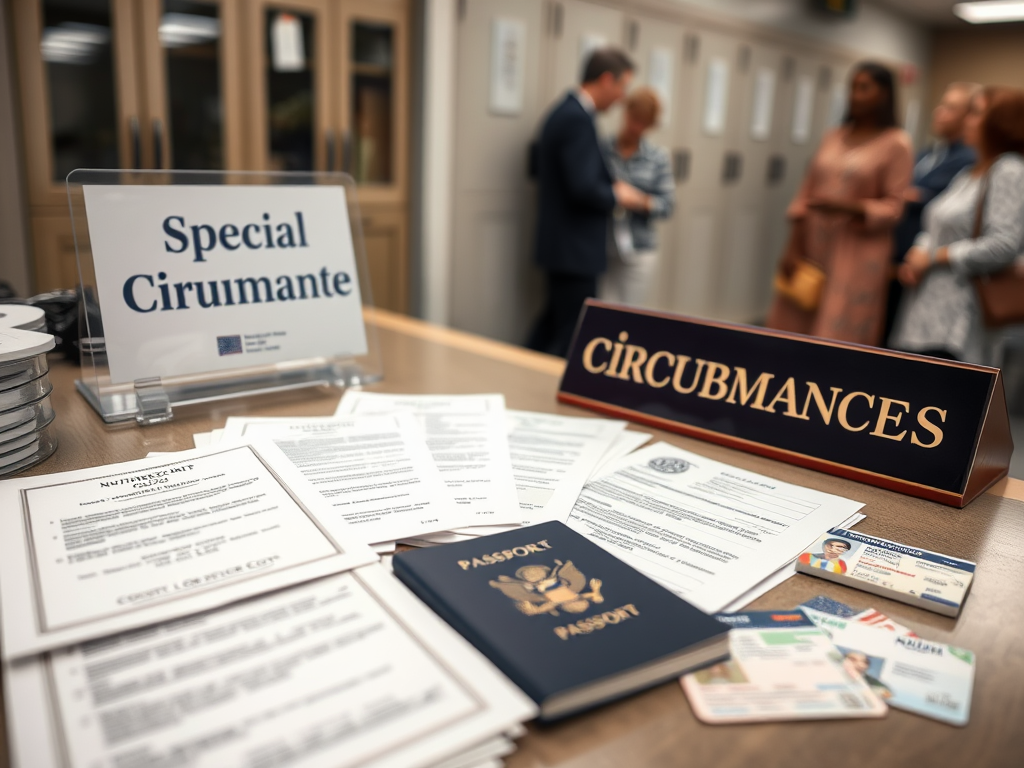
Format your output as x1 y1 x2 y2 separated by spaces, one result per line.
681 610 887 723
802 607 975 726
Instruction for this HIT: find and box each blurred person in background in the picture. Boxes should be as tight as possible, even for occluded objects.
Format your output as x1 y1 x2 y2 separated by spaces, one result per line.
768 62 913 346
884 83 979 340
600 87 675 307
890 87 1024 363
526 48 648 358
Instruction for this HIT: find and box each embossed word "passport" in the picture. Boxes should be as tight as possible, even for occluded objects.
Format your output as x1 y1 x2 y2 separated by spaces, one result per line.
393 521 729 720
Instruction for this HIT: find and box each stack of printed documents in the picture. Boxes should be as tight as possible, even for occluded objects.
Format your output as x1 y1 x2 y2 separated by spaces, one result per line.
0 443 536 767
562 441 867 614
192 391 649 554
192 392 868 617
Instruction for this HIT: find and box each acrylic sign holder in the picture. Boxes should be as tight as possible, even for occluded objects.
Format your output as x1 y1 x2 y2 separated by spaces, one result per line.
68 169 382 425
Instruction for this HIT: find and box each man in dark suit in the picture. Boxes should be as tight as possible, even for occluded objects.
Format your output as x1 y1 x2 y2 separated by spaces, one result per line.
885 82 978 340
526 49 647 358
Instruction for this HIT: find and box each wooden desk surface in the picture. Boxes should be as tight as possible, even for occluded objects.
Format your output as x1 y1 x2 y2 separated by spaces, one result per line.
3 308 1024 768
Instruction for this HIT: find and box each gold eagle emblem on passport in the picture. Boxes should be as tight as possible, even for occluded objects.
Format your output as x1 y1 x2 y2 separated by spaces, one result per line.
489 560 604 617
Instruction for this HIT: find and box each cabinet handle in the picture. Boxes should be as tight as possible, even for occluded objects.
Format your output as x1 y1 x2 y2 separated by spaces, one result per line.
684 34 700 65
130 116 141 169
152 119 164 170
342 130 353 175
673 149 690 182
722 152 742 184
326 131 336 172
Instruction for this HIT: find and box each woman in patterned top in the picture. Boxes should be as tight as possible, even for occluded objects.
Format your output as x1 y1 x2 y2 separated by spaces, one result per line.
889 87 1024 362
768 62 913 346
600 87 676 307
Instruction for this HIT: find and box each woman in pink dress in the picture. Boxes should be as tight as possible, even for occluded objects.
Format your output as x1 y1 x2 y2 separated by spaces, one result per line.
768 63 913 346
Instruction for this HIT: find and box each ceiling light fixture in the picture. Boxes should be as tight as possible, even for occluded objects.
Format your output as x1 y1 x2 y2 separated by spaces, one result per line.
159 13 220 48
40 23 110 65
953 1 1024 23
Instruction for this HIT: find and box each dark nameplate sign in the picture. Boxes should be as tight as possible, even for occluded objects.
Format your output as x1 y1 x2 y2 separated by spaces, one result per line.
558 301 1013 507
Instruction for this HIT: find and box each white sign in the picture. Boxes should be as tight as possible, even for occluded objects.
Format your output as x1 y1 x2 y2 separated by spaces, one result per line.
702 57 730 137
750 67 776 141
489 18 526 115
648 46 674 126
84 184 367 384
791 74 815 145
270 12 305 72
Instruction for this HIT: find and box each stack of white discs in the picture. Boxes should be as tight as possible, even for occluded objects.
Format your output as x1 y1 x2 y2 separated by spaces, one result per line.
0 304 48 333
0 305 58 476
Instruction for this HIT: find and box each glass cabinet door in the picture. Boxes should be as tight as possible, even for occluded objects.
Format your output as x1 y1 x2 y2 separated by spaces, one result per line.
12 0 141 206
245 0 331 172
336 0 407 203
138 0 244 170
350 21 392 184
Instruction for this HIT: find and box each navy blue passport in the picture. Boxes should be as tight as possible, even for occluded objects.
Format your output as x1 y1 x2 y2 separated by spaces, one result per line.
393 521 729 720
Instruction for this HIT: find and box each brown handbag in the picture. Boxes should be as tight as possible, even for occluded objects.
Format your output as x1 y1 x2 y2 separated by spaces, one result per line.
774 260 826 312
971 171 1024 327
774 219 825 312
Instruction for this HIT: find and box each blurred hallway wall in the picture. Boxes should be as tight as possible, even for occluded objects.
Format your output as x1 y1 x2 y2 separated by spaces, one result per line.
667 0 930 67
421 0 933 345
928 23 1024 111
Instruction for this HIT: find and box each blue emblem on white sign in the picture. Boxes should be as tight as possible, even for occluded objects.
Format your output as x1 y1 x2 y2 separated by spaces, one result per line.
217 335 243 356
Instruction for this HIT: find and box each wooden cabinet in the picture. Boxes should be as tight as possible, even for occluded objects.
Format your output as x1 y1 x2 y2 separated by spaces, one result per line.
243 0 332 172
12 0 140 210
10 0 411 314
28 213 80 291
335 0 409 206
137 0 246 172
358 204 408 313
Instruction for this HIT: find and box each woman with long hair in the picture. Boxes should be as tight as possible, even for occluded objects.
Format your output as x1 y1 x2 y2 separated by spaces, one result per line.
889 87 1024 362
767 62 913 345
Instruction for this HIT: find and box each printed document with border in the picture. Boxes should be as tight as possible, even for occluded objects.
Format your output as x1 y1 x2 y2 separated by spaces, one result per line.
0 442 377 659
219 414 472 543
3 564 536 768
563 442 865 614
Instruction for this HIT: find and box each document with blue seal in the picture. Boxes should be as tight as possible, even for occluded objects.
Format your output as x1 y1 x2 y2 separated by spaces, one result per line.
393 521 730 720
565 442 866 613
